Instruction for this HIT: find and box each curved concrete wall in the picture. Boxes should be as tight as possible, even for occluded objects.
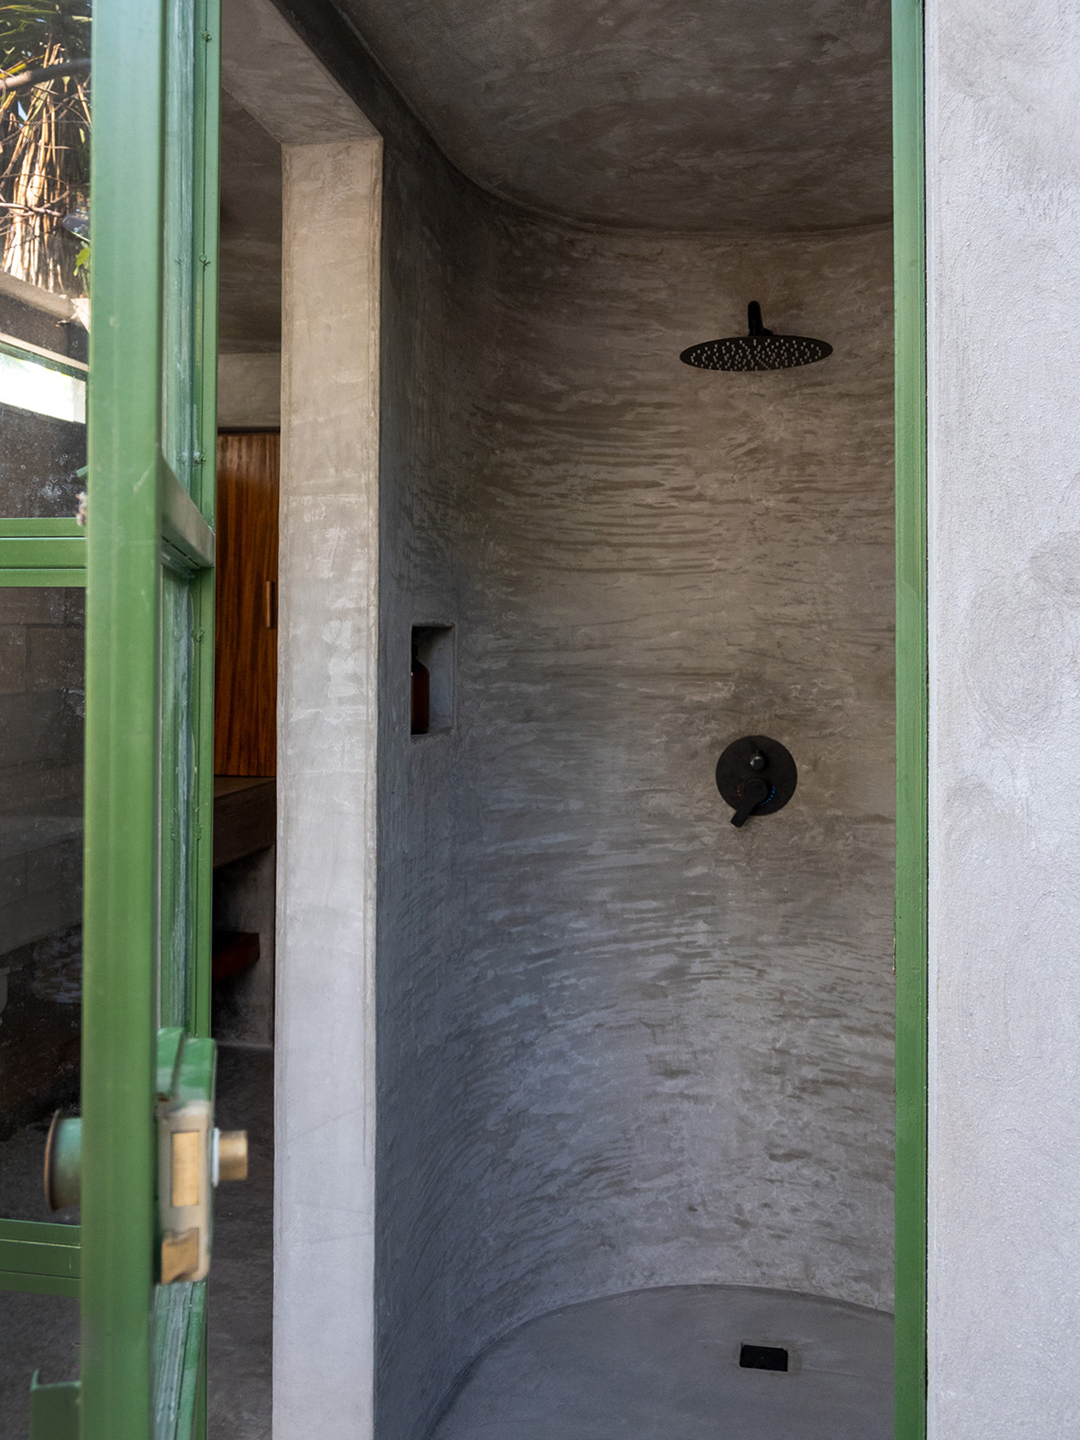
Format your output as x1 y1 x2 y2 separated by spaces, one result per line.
376 169 895 1439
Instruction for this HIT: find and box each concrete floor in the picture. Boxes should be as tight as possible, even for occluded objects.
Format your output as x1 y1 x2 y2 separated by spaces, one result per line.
208 1044 273 1439
0 1044 273 1440
431 1285 893 1440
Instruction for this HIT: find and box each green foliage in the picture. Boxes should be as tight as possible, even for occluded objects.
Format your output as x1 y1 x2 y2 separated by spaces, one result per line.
0 3 91 71
0 0 91 295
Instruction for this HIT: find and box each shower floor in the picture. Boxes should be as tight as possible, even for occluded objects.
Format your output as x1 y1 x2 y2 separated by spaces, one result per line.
431 1284 892 1440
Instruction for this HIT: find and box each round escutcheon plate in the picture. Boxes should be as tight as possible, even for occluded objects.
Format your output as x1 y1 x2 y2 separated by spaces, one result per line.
715 735 798 821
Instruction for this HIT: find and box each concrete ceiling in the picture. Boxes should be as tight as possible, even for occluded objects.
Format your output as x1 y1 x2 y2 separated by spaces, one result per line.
218 90 282 353
332 0 892 234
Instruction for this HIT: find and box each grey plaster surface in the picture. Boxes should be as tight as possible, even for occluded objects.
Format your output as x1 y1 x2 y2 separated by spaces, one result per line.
925 0 1080 1434
431 1286 892 1440
275 135 382 1439
332 0 892 234
219 90 282 356
223 0 378 147
376 179 895 1438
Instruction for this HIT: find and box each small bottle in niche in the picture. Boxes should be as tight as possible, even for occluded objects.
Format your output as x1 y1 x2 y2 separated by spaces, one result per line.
411 639 430 735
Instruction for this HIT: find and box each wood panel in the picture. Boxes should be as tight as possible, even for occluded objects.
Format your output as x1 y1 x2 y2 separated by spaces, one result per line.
214 432 279 776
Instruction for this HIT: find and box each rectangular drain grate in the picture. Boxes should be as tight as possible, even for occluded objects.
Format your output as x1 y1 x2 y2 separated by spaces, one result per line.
739 1344 789 1372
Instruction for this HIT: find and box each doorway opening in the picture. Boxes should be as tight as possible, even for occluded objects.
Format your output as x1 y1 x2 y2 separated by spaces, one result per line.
204 90 284 1440
217 1 915 1437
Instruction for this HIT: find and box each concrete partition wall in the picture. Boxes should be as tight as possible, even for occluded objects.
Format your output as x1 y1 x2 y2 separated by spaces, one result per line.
275 135 382 1437
925 1 1080 1435
220 1 384 1431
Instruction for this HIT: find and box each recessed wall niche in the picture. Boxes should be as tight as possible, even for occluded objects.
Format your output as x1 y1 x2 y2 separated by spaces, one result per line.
411 624 455 735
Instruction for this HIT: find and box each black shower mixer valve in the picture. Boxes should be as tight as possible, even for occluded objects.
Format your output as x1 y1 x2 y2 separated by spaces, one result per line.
715 736 798 828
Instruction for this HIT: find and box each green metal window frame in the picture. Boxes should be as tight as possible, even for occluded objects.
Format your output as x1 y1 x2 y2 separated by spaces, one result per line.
0 520 87 580
892 0 928 1436
0 1219 81 1298
0 333 87 377
78 1 220 1436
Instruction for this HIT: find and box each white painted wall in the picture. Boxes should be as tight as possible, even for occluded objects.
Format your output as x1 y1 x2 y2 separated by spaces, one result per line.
926 1 1080 1434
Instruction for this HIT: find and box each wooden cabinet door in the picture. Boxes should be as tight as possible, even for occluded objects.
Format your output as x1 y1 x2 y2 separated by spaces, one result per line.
214 432 279 777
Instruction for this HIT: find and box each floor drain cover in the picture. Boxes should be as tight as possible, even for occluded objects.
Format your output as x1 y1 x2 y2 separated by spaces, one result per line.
739 1344 789 1372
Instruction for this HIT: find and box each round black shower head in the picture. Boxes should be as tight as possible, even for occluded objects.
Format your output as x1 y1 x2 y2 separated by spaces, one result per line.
680 301 832 372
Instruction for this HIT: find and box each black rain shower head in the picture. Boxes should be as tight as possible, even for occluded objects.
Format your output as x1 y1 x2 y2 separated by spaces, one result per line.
680 301 832 372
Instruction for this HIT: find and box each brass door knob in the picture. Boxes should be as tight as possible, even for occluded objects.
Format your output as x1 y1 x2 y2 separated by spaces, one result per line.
214 1130 248 1183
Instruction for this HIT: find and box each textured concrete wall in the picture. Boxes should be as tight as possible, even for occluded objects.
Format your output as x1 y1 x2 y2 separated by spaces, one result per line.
925 2 1080 1435
236 9 896 1434
375 185 895 1436
276 136 382 1438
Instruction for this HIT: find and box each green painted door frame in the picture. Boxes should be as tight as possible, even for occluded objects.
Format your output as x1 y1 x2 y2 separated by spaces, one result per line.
0 0 220 1436
81 0 220 1435
892 0 928 1435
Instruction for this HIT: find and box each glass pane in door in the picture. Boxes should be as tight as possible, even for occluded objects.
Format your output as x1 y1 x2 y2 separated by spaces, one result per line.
159 566 196 1028
163 0 197 495
0 587 84 1221
0 0 92 518
0 1290 79 1437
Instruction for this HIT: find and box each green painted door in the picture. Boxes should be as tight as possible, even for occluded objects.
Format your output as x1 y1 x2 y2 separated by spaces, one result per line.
0 0 221 1435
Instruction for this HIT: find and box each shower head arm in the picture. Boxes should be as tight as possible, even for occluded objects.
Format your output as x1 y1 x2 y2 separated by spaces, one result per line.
747 301 773 337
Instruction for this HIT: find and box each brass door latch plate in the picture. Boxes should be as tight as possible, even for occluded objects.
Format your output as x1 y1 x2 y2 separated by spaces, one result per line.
42 1030 249 1285
160 1227 201 1286
158 1096 213 1283
156 1030 249 1284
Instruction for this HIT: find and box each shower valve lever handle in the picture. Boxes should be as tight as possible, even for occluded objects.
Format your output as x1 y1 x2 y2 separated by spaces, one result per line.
716 736 797 826
731 777 770 828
